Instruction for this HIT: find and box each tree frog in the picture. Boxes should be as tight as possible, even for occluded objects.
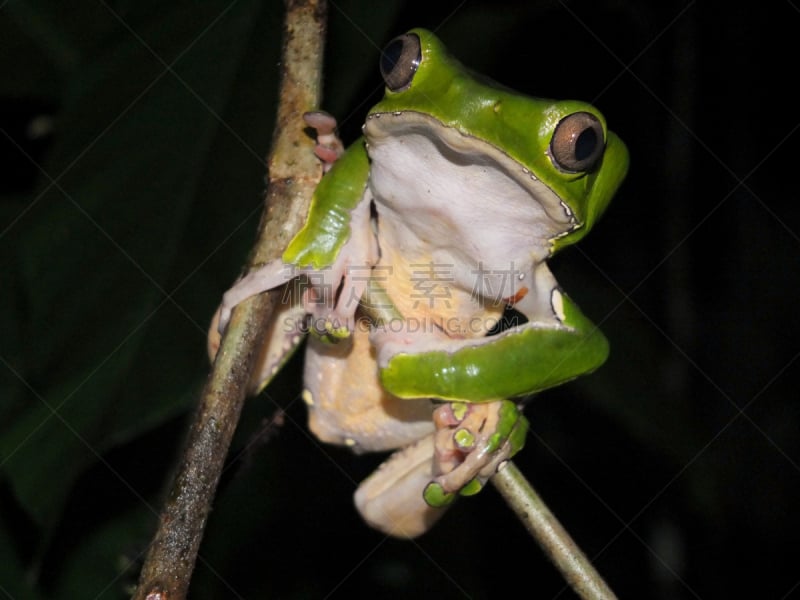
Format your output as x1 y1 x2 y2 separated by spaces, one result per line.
209 28 628 538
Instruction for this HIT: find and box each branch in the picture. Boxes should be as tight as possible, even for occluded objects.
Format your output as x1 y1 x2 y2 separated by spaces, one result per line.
131 2 327 598
491 463 617 600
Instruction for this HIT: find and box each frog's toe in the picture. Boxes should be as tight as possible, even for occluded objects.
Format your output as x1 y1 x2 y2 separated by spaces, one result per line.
422 474 485 508
303 110 344 172
422 480 456 507
424 400 528 506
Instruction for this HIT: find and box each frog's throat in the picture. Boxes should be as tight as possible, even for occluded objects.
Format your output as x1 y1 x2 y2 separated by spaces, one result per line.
363 110 580 242
364 110 575 326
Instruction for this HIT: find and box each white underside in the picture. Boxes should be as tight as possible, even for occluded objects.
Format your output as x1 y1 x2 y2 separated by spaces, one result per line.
365 111 575 324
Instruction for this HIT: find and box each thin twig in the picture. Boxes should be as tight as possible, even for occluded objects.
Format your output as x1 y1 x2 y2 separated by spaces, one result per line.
492 463 618 600
362 282 617 600
131 2 327 598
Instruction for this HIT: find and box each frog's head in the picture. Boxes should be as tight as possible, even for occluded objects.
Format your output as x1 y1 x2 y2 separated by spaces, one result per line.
366 28 628 255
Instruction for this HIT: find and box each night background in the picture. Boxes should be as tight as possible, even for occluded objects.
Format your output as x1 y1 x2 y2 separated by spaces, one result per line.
1 1 798 598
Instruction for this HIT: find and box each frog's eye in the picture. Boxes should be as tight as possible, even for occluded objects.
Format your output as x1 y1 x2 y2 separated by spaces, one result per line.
549 112 605 173
380 33 421 92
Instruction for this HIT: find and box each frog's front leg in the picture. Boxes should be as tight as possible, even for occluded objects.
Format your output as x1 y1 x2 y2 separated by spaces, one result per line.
374 288 609 402
215 200 374 338
216 142 376 339
370 282 607 505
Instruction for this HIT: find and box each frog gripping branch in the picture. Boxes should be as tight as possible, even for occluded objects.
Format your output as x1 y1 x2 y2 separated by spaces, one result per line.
209 28 628 538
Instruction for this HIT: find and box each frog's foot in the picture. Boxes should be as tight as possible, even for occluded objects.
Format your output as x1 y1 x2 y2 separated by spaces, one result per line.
303 261 369 341
303 111 344 172
422 399 528 507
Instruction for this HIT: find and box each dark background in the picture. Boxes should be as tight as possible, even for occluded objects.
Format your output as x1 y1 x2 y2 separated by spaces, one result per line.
1 1 797 598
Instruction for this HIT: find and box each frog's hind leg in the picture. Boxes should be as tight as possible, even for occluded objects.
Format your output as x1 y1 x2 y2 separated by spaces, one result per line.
354 433 449 538
303 324 446 538
302 324 435 453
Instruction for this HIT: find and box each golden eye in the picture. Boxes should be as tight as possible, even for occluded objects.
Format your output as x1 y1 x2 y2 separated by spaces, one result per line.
380 33 422 92
549 111 605 173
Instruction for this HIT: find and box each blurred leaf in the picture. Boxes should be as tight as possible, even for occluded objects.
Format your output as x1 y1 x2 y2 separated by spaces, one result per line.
51 504 151 600
0 0 277 532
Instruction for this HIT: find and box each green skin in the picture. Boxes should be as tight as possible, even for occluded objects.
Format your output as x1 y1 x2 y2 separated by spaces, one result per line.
223 28 628 510
287 28 628 399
